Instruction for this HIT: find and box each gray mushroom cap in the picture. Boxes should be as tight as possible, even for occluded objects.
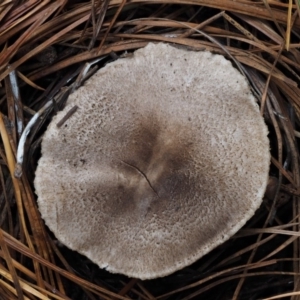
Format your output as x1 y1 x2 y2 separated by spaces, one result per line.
35 43 270 280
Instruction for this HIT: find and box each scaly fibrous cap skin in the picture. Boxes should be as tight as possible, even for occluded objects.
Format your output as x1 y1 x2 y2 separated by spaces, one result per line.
35 43 270 280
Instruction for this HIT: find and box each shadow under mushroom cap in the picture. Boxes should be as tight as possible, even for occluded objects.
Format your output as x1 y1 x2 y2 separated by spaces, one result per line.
34 43 270 280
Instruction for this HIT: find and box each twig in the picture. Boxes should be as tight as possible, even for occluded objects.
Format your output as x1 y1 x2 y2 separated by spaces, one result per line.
56 105 78 128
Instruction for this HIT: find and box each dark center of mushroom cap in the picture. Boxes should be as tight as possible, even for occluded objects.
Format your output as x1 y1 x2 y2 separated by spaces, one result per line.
111 117 194 216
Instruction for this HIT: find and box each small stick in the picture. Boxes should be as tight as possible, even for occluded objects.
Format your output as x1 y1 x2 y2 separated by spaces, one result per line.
56 105 78 128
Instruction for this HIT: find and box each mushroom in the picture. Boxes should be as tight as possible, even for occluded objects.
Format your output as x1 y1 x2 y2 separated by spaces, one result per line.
34 43 270 280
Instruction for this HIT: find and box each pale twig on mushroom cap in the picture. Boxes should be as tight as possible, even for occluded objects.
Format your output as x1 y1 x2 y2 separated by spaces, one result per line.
34 43 270 280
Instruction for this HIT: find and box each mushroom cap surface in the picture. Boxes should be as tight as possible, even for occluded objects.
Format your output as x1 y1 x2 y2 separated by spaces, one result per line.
35 43 270 280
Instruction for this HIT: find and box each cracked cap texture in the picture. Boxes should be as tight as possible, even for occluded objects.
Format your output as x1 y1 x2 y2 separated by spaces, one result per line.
35 43 270 280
